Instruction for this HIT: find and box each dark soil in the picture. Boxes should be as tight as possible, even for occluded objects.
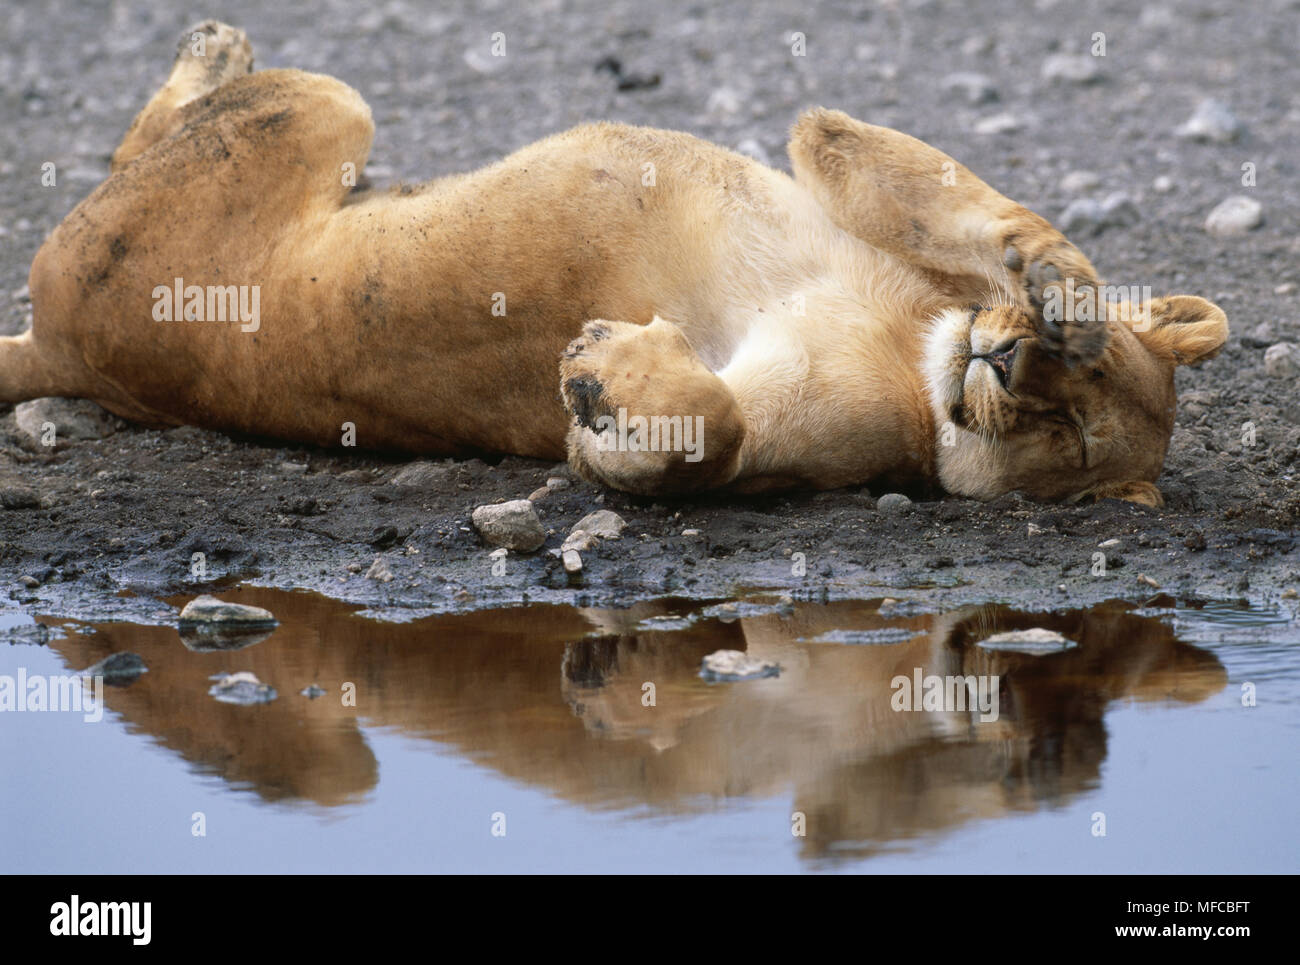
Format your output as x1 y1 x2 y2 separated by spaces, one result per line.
1 0 1297 624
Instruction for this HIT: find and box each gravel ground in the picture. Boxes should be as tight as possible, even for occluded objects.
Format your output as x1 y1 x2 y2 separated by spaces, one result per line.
1 0 1297 624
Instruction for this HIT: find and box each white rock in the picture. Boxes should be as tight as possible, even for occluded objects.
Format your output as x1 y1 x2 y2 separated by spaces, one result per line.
976 628 1077 654
975 113 1023 135
179 595 276 625
562 549 583 574
572 509 626 539
1176 99 1243 143
365 557 395 582
14 397 120 444
561 529 598 553
208 671 277 705
472 499 546 551
699 649 780 682
463 47 507 75
1264 343 1299 378
1042 54 1102 84
1060 170 1101 193
1205 196 1262 237
1152 175 1175 193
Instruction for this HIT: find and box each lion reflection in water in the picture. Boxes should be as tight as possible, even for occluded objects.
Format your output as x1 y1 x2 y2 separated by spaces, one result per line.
49 591 1224 859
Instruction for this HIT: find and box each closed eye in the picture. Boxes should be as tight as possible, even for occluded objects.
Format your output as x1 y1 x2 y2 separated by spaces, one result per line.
1069 417 1090 469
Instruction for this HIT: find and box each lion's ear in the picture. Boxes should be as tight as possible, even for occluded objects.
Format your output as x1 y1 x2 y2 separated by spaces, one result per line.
1130 295 1228 366
789 108 865 182
1089 480 1164 507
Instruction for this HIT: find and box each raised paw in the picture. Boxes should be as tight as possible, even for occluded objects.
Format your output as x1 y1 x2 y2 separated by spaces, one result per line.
1001 233 1108 368
110 20 256 171
174 21 255 89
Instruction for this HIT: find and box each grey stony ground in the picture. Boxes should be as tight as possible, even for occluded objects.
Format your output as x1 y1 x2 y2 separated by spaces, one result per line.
1 0 1297 625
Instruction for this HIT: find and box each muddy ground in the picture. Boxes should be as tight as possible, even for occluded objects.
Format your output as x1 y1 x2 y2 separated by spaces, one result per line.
1 0 1297 626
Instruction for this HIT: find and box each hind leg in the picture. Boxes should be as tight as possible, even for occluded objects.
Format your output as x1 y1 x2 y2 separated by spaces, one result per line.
111 20 254 171
790 108 1107 365
23 45 374 419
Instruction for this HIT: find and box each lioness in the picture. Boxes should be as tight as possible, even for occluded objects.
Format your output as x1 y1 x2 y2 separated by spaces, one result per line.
10 21 1227 505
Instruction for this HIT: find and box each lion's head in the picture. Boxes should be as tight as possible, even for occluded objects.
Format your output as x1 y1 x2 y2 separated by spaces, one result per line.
924 294 1228 506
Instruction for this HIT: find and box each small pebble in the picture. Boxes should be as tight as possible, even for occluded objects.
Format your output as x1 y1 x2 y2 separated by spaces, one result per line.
876 493 913 514
976 628 1077 654
699 649 780 683
1060 170 1101 193
974 113 1023 135
571 509 626 539
365 557 395 582
208 672 277 705
1041 53 1102 84
1264 343 1298 378
1176 98 1243 143
1205 196 1262 237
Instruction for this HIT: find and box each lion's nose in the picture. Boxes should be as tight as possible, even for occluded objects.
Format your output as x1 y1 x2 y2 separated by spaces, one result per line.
987 342 1018 381
977 337 1025 388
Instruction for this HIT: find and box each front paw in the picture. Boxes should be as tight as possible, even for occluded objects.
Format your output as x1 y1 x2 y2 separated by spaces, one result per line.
1001 239 1107 367
1033 280 1110 367
560 320 620 430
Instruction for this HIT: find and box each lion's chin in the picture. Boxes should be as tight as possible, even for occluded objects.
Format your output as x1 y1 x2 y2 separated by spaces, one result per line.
922 307 972 424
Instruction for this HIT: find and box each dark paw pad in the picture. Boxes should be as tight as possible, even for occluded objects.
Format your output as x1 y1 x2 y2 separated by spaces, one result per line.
563 376 608 430
1023 260 1063 313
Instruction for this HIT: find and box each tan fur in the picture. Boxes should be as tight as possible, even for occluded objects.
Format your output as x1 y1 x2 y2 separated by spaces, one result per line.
7 24 1229 505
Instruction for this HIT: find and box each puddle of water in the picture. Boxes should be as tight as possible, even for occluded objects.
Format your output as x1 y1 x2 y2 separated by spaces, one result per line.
2 587 1296 873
